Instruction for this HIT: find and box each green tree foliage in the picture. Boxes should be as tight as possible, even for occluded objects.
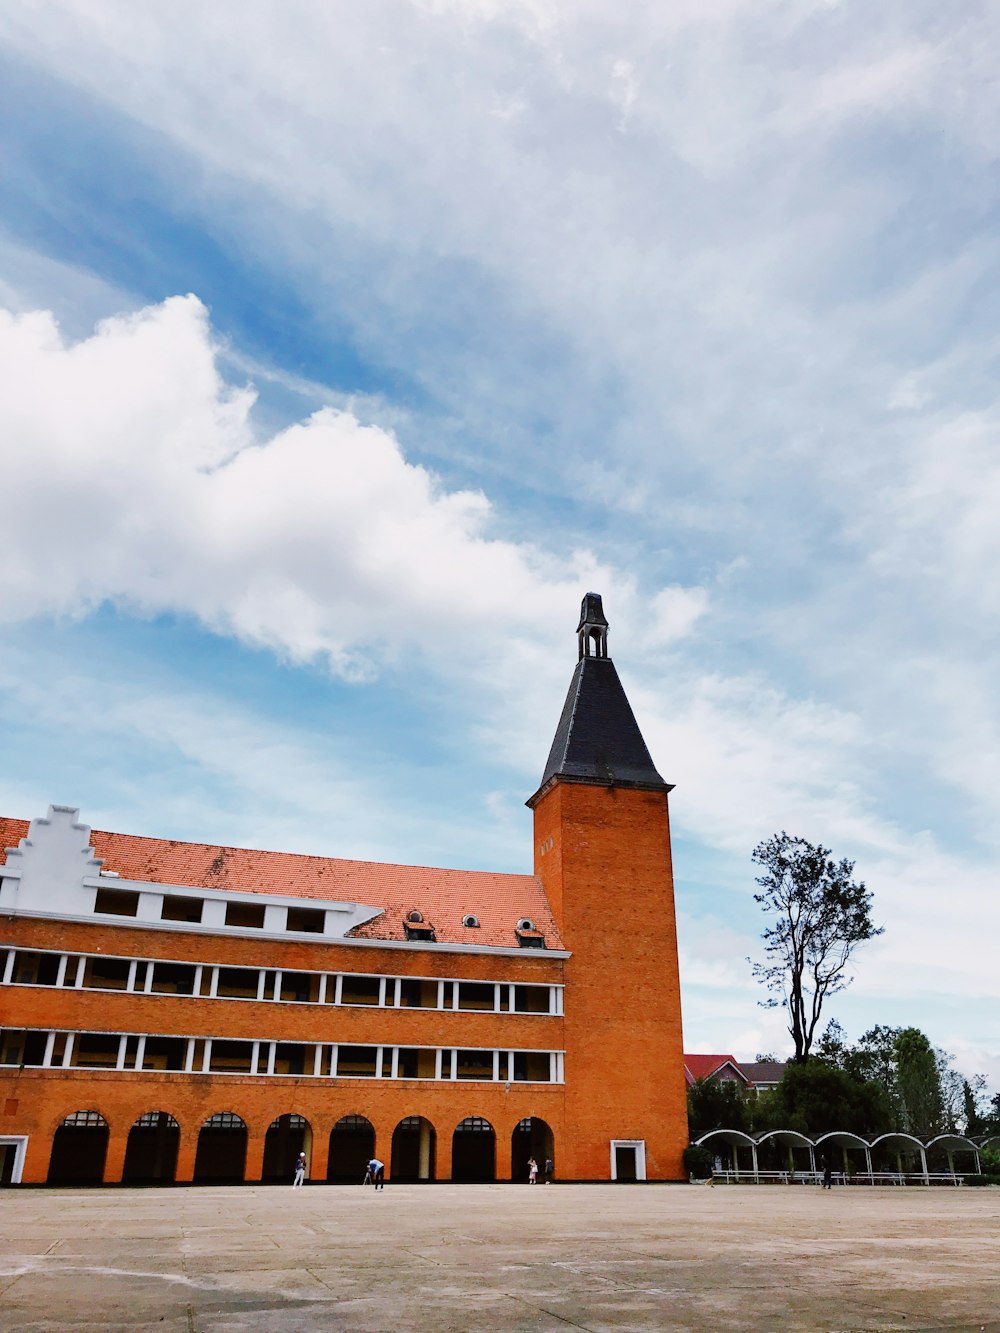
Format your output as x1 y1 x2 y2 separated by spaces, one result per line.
759 1058 891 1138
817 1020 991 1138
749 833 882 1061
682 1144 714 1179
687 1077 749 1140
813 1018 849 1067
893 1027 945 1137
962 1079 986 1137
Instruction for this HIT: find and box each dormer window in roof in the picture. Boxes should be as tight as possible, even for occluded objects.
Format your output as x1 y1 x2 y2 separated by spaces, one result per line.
516 920 546 949
462 914 480 928
403 911 436 942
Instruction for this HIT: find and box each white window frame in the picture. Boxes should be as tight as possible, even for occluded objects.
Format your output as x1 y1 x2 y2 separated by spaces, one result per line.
610 1139 647 1182
0 1136 29 1184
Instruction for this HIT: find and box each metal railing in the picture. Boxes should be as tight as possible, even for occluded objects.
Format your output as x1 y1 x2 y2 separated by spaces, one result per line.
709 1169 968 1186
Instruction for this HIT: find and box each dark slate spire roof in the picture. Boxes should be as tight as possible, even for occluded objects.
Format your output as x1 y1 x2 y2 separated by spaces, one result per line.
527 594 671 806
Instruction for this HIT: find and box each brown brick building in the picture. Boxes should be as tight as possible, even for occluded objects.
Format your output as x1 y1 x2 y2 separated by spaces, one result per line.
0 595 687 1186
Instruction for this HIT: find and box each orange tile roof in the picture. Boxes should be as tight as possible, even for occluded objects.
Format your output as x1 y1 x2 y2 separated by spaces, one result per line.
0 816 562 951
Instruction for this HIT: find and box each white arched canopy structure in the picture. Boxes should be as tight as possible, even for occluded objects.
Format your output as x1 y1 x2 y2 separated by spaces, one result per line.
688 1127 982 1184
695 1129 758 1180
755 1129 816 1177
925 1134 981 1178
871 1133 928 1183
813 1131 873 1179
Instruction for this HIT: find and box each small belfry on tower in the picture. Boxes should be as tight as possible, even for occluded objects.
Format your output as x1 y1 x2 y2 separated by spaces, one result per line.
577 590 609 659
529 591 672 804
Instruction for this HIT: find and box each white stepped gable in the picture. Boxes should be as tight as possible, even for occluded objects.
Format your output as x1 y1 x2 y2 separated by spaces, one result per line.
1 805 104 912
0 805 384 939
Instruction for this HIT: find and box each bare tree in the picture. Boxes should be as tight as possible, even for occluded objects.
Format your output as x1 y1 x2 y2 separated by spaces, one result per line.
749 832 882 1062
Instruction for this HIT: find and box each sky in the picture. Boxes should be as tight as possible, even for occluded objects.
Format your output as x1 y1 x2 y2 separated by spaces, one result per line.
2 1 999 1091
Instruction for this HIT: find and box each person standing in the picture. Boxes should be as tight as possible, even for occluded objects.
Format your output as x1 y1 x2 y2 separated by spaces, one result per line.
544 1157 554 1184
528 1157 538 1184
368 1157 385 1190
822 1155 833 1190
293 1151 307 1188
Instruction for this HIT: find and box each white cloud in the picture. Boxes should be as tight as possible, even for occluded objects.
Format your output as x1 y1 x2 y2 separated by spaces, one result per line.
0 296 706 683
3 3 1000 1073
4 294 998 1064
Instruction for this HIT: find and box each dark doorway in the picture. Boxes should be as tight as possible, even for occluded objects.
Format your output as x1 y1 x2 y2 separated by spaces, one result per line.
262 1114 310 1183
452 1116 496 1182
193 1112 247 1183
122 1111 180 1184
47 1111 109 1184
511 1117 555 1182
614 1144 638 1181
390 1116 436 1181
328 1114 375 1183
0 1143 18 1184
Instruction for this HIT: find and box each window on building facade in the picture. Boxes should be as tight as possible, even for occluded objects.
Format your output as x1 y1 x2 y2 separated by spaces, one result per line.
396 978 438 1008
457 982 495 1011
456 1049 494 1080
61 1110 108 1128
0 1029 47 1066
149 962 197 995
209 1040 254 1074
336 1045 377 1077
160 895 204 923
273 1043 308 1076
141 1036 186 1071
396 1047 437 1079
94 887 139 916
513 1050 551 1082
286 906 324 933
224 900 266 929
73 1034 122 1068
513 984 550 1014
215 967 259 1000
340 975 381 1006
82 956 131 990
279 971 320 1003
11 951 61 986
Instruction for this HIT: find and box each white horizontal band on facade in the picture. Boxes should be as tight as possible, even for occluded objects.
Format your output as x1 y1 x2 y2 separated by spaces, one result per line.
0 946 566 1015
0 1027 566 1084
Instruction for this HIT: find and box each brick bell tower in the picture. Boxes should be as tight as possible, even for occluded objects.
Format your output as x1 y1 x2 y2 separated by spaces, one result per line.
527 593 687 1180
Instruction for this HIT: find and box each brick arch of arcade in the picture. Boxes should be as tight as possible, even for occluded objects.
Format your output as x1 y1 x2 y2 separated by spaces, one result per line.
37 1084 561 1184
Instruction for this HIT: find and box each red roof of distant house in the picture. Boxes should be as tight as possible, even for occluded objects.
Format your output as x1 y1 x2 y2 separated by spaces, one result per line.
683 1054 751 1087
0 816 563 951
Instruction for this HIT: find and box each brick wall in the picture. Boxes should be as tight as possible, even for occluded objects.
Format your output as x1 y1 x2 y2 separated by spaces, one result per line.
0 921 566 1183
533 782 688 1179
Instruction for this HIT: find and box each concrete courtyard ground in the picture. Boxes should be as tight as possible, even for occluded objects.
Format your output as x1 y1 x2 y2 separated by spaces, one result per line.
0 1184 998 1333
